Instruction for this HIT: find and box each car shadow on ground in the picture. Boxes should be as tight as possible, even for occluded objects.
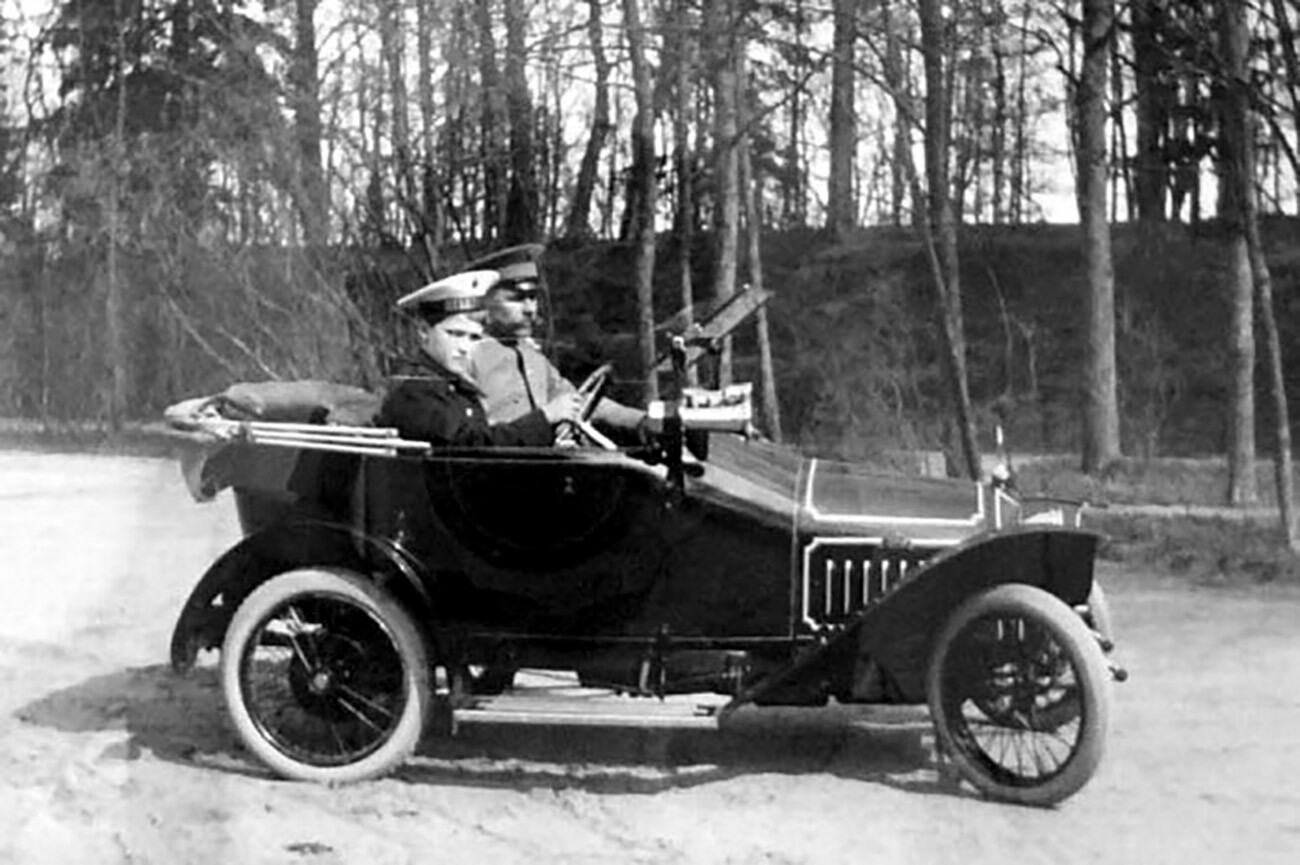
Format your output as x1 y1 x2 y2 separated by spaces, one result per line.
13 663 267 779
14 664 967 800
403 715 961 798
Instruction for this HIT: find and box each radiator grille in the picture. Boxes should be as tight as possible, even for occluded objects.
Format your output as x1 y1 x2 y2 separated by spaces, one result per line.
801 542 933 630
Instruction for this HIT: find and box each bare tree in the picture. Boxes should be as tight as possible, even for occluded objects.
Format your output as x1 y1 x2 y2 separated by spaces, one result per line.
379 0 417 245
565 0 612 239
105 0 130 429
669 0 700 386
990 22 1008 223
1268 0 1300 200
623 0 658 401
707 0 739 386
1131 0 1168 221
919 0 979 479
783 0 809 227
1219 0 1257 506
827 0 857 238
740 108 783 442
291 0 327 246
474 0 505 242
1250 200 1296 545
414 0 445 271
884 0 911 226
1078 0 1120 472
504 0 538 243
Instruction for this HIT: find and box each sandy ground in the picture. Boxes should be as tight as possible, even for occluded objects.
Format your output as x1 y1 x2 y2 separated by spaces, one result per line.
0 450 1298 865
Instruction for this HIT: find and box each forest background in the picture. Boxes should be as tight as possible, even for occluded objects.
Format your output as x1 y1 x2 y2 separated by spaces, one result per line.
2 0 1299 520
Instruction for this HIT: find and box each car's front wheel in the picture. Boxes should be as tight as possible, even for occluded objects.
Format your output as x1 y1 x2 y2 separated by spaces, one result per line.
926 583 1111 807
221 568 430 783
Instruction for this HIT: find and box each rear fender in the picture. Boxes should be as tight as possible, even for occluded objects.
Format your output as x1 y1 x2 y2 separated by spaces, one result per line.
169 519 431 673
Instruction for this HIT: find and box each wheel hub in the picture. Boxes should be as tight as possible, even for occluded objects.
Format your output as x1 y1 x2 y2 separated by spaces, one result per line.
308 670 333 694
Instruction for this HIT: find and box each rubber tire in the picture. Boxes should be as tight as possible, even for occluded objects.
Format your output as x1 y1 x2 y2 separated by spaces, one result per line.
221 568 430 783
927 583 1111 807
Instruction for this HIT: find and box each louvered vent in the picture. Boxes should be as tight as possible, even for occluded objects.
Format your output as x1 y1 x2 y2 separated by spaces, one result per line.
801 542 934 630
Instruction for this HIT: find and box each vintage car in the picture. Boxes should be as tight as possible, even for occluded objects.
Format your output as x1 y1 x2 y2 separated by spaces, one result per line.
164 313 1124 808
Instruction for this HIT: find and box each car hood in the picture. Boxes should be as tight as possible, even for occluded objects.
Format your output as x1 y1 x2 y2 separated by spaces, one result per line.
695 435 995 543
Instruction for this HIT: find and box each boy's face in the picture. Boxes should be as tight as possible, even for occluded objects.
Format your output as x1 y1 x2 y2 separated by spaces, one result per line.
418 313 484 376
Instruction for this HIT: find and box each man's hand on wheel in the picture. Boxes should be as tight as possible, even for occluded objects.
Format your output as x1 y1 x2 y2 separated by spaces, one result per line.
542 392 583 426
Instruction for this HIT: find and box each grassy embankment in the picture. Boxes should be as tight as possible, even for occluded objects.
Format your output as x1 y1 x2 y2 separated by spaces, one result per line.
1015 456 1300 584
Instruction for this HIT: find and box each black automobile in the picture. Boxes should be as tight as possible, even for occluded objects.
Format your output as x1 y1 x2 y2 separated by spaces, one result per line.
164 322 1122 807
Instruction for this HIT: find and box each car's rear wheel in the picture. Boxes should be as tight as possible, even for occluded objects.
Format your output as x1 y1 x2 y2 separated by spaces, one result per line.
221 568 430 783
927 584 1110 807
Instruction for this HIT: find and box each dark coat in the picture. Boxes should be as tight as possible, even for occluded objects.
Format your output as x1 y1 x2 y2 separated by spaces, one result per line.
376 354 553 447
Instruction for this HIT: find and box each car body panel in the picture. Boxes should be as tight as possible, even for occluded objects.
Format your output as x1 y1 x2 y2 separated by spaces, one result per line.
173 431 1098 680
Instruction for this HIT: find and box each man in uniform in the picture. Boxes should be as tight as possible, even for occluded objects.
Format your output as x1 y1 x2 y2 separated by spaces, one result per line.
474 258 646 436
377 270 581 446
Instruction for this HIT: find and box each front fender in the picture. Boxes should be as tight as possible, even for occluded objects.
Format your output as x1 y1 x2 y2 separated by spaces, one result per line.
856 526 1101 700
729 526 1100 710
169 518 431 672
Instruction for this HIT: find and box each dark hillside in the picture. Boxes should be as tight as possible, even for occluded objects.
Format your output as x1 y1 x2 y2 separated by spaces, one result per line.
544 217 1300 464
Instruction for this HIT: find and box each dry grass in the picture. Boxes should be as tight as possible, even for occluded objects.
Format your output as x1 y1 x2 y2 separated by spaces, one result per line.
0 420 181 458
1013 454 1293 508
1015 455 1300 584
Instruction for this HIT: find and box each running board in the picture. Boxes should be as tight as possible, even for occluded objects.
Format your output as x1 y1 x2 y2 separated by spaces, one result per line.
452 692 725 729
449 692 934 730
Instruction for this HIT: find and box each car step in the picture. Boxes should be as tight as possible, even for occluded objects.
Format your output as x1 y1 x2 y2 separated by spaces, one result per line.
453 691 726 729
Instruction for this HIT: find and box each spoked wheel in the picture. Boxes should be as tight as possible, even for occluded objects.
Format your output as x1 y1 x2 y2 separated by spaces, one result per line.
927 584 1111 807
221 568 430 783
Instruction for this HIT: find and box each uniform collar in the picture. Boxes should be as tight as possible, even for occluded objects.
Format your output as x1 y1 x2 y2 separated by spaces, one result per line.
485 334 540 352
400 353 484 396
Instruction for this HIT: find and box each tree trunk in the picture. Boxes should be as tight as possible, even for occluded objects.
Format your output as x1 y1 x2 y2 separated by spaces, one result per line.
504 0 537 243
671 0 698 386
919 0 979 480
379 0 415 240
474 0 505 242
291 0 327 247
991 42 1007 224
882 0 911 227
364 62 388 243
1078 0 1121 473
740 119 783 442
1109 6 1128 223
623 0 658 402
784 0 807 227
443 8 476 242
415 0 444 272
106 0 130 428
1269 0 1300 198
1011 0 1031 223
1250 209 1296 546
565 0 611 239
827 0 857 239
707 0 739 386
1132 0 1167 221
1220 0 1258 506
1236 4 1294 536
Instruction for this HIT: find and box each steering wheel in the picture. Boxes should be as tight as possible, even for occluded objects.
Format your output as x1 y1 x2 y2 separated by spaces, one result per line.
575 363 612 422
556 363 617 450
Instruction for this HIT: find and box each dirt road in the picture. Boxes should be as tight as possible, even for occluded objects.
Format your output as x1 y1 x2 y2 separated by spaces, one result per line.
1 450 1297 865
